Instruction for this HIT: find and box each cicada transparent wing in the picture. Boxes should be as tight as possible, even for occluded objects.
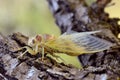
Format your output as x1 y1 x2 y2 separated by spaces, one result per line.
61 30 101 36
45 31 114 56
68 33 113 53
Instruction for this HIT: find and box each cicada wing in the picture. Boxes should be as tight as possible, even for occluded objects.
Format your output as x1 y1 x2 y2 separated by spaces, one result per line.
59 31 114 53
60 30 101 37
73 35 113 53
45 31 114 56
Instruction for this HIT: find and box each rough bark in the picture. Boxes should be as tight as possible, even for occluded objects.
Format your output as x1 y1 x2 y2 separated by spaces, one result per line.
0 32 117 80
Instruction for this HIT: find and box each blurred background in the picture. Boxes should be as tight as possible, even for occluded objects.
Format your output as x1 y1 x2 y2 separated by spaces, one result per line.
0 0 119 68
0 0 60 36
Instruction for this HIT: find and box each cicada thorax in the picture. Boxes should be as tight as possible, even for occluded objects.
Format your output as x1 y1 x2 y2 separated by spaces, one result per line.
42 34 56 42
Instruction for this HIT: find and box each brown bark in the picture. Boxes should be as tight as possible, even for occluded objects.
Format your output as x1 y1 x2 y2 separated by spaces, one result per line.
0 32 114 80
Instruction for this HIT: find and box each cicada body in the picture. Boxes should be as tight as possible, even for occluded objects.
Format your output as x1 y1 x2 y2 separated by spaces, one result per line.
17 30 114 59
44 30 114 56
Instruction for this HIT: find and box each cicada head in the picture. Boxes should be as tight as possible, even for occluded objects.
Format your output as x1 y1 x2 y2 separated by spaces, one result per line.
28 34 42 47
28 34 55 47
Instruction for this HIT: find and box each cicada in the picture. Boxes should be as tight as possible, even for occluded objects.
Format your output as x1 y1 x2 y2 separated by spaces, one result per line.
17 30 114 60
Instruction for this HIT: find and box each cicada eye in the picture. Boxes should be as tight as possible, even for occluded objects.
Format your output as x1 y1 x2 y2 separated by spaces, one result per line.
28 37 35 46
32 39 35 44
36 35 42 42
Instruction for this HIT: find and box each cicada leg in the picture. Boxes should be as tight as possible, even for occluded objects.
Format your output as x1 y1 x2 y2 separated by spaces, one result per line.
41 46 45 61
16 46 35 58
17 49 28 58
35 44 39 54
